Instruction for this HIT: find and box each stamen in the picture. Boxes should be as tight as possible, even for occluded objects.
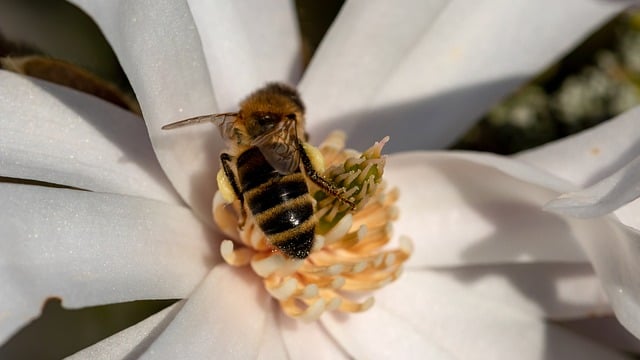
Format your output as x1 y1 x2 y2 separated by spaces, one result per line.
322 214 353 244
311 235 326 252
319 131 346 164
281 298 327 322
265 277 298 300
220 240 253 266
251 252 303 277
338 296 374 313
327 225 367 249
214 131 411 321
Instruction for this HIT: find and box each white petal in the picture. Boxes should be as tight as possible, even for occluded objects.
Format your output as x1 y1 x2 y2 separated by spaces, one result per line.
302 0 630 151
188 0 302 111
0 71 180 205
71 299 289 360
0 184 216 344
139 266 270 359
68 0 222 222
575 221 640 339
516 106 640 187
385 152 590 266
614 198 640 231
67 302 184 360
300 0 449 143
256 304 288 360
279 314 350 360
433 263 610 320
322 304 454 359
545 155 640 218
323 270 627 359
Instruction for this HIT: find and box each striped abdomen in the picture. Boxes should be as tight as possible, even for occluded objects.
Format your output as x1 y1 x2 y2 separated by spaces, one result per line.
236 146 315 259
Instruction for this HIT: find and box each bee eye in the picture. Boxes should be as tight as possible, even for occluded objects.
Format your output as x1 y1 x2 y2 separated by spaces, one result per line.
286 114 296 121
257 114 276 126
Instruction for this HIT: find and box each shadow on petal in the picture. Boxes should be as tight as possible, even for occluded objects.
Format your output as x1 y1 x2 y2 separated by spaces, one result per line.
309 77 528 153
0 298 180 359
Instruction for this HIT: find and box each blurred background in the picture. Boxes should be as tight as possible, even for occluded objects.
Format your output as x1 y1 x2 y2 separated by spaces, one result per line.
0 0 639 358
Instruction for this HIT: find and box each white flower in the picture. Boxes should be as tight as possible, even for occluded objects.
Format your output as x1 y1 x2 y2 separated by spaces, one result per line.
1 0 639 358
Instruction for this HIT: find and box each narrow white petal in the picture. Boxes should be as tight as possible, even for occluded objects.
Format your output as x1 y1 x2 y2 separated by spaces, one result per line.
279 314 350 359
614 199 640 232
516 106 640 188
300 0 449 142
576 221 640 339
385 152 589 266
0 184 216 344
0 71 180 205
302 0 630 151
139 266 270 359
323 270 627 359
188 0 302 111
67 302 184 360
545 155 640 218
68 0 222 222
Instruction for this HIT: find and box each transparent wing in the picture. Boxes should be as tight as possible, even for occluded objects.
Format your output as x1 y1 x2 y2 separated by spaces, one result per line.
252 118 300 174
213 113 240 142
161 112 238 135
161 114 215 130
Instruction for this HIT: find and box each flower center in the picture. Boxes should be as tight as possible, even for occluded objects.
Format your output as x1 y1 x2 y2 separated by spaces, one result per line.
213 131 412 321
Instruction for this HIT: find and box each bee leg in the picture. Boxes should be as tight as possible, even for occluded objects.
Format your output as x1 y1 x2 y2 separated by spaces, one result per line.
220 153 248 229
297 142 356 210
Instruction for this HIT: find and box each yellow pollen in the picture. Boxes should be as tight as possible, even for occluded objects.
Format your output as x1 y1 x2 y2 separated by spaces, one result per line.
213 131 412 321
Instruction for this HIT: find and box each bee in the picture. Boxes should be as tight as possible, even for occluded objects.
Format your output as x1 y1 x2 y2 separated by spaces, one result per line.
162 83 355 259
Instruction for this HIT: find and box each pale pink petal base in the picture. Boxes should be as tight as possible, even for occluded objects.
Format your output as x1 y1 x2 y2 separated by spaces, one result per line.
279 313 350 359
324 270 627 359
255 304 288 359
137 266 271 359
322 299 455 359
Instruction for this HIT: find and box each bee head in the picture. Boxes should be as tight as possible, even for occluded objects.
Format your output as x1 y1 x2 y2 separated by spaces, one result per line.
240 83 306 138
245 111 280 136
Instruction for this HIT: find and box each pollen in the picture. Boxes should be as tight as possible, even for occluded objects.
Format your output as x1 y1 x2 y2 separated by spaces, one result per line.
213 131 412 321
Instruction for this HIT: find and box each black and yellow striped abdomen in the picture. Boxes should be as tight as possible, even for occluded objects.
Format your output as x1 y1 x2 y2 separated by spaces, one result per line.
236 146 315 259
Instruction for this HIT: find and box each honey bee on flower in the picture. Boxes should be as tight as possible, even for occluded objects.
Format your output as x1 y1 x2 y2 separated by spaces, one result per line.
164 83 411 320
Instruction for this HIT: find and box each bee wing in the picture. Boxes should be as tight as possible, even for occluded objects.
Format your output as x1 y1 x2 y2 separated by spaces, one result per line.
161 115 214 130
213 113 240 141
161 112 238 134
252 118 300 174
